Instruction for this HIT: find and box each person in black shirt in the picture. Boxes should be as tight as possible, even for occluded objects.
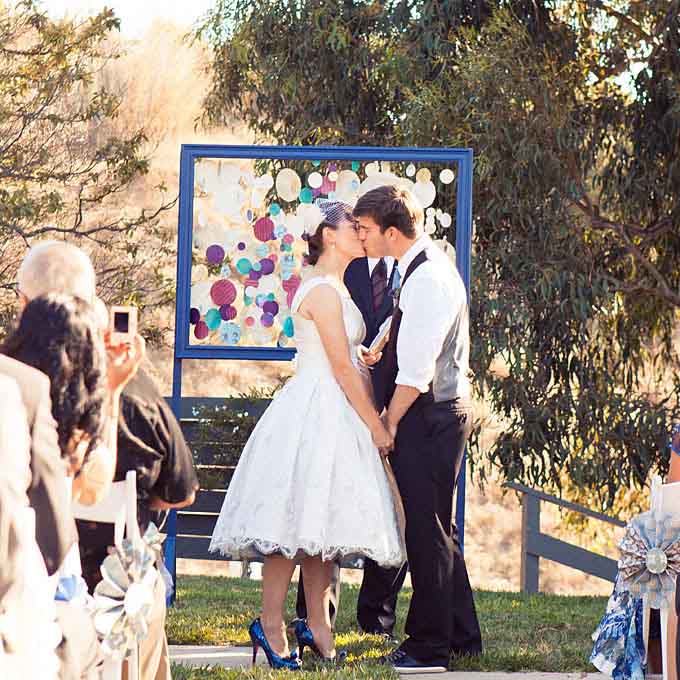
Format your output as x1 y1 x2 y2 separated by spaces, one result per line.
78 364 199 680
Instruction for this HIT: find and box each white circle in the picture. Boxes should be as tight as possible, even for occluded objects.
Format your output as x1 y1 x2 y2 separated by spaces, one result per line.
328 171 339 182
245 286 258 298
308 172 323 189
436 208 443 218
426 207 435 217
258 173 274 189
335 170 361 201
440 213 452 228
439 168 455 184
286 214 305 237
414 180 436 208
365 162 380 176
406 163 416 177
425 220 437 235
276 168 302 202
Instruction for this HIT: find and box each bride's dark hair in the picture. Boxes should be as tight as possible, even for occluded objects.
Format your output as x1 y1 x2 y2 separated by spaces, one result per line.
306 200 354 266
2 293 107 470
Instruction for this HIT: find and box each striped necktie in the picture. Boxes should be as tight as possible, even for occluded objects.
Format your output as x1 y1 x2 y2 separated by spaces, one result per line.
371 257 388 312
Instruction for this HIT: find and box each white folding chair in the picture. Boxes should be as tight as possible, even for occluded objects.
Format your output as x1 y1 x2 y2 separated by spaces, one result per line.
642 477 680 680
72 470 141 680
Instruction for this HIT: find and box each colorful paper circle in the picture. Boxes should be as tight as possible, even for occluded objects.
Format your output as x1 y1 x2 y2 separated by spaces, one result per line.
276 168 302 202
406 163 416 177
299 187 313 204
206 244 225 264
260 258 275 275
308 172 323 189
261 313 274 327
439 168 455 184
416 168 432 183
219 304 237 321
189 308 200 325
205 308 221 330
194 321 209 340
254 216 275 242
220 322 241 344
263 300 279 316
210 279 237 306
236 258 252 275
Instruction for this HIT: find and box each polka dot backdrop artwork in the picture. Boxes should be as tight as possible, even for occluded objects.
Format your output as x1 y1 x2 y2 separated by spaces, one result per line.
190 157 458 348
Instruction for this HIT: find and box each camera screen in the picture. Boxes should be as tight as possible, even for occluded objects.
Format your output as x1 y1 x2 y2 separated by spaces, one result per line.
113 311 129 333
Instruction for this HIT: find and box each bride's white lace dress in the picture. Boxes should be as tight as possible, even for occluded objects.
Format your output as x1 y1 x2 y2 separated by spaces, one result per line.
209 275 404 567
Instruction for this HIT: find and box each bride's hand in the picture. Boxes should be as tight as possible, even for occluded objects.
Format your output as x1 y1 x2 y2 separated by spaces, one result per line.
358 346 383 368
371 420 394 454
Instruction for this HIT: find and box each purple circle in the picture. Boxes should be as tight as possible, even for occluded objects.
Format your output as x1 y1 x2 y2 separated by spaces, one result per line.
220 304 237 321
263 301 279 316
259 258 275 275
189 307 200 325
194 321 209 340
249 269 262 281
238 242 246 251
261 313 274 327
206 244 225 264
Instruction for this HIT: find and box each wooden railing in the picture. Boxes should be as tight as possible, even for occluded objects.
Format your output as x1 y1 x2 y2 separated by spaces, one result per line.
506 482 626 593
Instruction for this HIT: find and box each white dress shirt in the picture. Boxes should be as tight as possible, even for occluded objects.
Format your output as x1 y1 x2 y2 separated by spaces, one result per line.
395 235 470 396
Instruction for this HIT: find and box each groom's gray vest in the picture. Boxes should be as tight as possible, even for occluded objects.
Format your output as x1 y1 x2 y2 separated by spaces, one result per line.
382 249 471 408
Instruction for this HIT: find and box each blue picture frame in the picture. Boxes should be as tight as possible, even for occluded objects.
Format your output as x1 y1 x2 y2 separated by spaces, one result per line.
168 144 474 590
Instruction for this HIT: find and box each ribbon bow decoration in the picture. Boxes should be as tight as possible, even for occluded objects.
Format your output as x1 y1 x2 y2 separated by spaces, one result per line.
92 523 163 658
618 510 680 609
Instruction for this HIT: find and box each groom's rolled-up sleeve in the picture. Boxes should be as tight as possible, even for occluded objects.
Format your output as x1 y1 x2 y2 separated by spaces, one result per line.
395 270 455 393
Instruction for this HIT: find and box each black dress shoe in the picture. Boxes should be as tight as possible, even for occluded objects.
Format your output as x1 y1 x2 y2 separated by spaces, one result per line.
378 648 447 674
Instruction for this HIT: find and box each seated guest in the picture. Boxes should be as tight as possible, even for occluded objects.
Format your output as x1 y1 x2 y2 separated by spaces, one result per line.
0 374 61 679
78 318 198 680
2 294 143 680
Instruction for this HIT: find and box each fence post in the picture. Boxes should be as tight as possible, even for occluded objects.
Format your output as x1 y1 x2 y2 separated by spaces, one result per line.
520 492 540 594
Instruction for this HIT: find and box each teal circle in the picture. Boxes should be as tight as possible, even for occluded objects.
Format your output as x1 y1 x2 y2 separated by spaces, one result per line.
252 261 262 271
256 294 267 307
244 294 253 305
269 203 281 216
283 316 295 338
312 160 321 167
299 187 313 204
267 293 276 301
236 258 252 275
255 244 269 257
205 308 221 330
351 161 360 171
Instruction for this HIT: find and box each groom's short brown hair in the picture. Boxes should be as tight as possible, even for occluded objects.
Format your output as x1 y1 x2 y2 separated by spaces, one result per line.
353 185 423 238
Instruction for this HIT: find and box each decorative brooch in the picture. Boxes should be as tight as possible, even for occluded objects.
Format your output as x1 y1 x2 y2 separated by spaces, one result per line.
618 510 680 609
92 523 163 658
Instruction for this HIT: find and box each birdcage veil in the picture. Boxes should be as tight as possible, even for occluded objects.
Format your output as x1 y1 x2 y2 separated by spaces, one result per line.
303 199 355 237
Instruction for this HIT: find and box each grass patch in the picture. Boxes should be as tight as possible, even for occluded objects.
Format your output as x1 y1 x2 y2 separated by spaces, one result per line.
167 575 607 674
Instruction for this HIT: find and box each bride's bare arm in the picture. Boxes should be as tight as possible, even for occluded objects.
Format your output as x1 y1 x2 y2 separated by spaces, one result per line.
299 284 392 450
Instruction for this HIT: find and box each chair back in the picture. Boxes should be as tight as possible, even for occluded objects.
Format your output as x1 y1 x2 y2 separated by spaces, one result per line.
72 471 141 550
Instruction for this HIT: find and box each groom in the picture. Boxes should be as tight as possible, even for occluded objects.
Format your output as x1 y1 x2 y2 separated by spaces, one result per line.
354 185 482 673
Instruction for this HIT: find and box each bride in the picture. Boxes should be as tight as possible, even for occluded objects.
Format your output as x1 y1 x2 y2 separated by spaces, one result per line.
210 199 404 669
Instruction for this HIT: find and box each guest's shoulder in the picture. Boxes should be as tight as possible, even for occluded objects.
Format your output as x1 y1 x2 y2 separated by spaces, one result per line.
0 354 50 393
0 373 22 402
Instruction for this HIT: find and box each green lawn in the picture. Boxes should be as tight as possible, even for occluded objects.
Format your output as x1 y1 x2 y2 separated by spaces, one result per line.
167 575 607 677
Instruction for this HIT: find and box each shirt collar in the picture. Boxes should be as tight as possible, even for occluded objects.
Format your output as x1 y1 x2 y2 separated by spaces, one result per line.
397 234 431 279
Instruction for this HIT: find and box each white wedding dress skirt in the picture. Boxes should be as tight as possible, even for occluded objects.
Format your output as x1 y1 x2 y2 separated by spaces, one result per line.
209 276 405 567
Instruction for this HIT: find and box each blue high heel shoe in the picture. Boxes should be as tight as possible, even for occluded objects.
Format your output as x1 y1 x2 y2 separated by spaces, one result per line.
249 618 301 670
293 619 346 664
